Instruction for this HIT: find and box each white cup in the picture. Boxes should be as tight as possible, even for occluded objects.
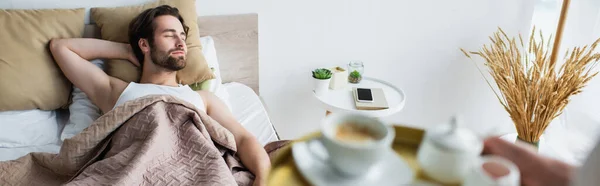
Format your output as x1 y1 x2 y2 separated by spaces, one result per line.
462 156 520 186
319 113 395 177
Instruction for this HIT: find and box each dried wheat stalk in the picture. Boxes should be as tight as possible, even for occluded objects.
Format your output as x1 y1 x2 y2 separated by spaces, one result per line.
461 27 600 143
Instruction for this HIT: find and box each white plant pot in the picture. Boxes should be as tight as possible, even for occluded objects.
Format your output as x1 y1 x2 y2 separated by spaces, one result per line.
314 78 331 96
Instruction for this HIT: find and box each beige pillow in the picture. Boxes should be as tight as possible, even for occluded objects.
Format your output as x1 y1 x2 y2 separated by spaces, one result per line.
0 8 85 111
91 0 214 84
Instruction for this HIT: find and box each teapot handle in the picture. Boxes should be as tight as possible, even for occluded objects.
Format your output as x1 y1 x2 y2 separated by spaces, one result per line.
448 115 459 134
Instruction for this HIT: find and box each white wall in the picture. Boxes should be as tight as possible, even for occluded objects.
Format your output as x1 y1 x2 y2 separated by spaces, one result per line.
0 0 260 23
259 0 537 139
258 0 600 140
561 0 600 118
529 0 600 123
558 0 600 142
196 0 260 16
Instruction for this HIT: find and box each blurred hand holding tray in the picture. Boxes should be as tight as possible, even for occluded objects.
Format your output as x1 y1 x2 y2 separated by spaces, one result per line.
353 87 389 110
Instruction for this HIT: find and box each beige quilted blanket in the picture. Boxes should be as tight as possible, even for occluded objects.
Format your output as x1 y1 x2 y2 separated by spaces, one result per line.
0 95 254 186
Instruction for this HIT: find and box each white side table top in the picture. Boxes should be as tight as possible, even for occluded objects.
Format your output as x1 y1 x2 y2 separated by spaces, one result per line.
313 77 406 117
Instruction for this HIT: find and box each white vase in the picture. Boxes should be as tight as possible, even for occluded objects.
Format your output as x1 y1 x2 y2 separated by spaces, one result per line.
314 78 331 96
500 133 545 152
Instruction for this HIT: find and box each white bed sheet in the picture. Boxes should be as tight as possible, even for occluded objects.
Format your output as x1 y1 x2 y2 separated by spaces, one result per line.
0 82 278 162
224 82 279 145
0 109 62 147
0 110 65 161
0 144 61 161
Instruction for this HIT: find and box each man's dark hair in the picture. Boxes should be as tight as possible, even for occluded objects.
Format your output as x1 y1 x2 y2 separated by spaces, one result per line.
128 5 190 66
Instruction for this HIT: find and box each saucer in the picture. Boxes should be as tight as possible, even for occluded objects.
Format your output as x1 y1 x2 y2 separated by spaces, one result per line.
292 139 414 186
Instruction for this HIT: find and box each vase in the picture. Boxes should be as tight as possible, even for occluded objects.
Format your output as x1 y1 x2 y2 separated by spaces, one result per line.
314 78 330 96
347 61 364 84
500 133 545 153
516 136 540 150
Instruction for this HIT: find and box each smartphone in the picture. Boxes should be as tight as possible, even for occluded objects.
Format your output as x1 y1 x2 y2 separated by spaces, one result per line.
356 88 374 102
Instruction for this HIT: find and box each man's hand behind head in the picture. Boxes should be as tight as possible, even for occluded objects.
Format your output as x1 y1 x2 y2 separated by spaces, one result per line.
126 44 140 67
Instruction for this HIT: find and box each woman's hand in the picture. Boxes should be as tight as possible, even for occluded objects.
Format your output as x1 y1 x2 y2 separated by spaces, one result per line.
483 137 575 186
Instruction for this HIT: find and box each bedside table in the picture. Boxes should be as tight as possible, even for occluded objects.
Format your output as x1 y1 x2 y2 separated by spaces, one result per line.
312 77 406 117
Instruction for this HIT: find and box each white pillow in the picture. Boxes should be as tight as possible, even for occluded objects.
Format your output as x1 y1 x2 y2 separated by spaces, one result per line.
0 109 62 147
200 36 232 111
60 60 103 140
200 36 222 90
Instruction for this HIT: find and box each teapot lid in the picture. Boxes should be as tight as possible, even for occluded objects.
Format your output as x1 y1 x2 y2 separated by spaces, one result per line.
429 116 482 152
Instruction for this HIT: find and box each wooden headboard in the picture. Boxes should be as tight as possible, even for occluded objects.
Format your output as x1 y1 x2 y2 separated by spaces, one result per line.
198 14 259 94
83 13 259 94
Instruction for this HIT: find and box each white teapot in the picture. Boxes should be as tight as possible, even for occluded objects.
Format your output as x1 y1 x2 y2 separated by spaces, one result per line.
417 116 483 184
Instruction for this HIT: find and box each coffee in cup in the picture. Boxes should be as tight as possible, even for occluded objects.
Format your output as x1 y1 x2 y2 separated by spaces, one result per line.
334 122 380 144
320 113 394 177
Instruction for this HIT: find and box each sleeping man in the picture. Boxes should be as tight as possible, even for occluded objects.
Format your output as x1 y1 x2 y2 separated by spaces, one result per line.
49 5 269 186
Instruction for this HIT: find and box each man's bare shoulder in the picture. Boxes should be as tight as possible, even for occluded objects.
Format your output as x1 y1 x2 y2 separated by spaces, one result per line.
109 77 129 90
194 89 210 94
194 90 215 111
194 90 213 99
102 77 128 112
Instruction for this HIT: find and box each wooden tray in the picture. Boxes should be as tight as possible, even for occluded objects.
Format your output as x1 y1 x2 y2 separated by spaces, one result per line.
268 125 452 186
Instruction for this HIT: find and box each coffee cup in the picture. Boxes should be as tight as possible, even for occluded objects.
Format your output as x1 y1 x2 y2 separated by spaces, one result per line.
318 113 395 177
463 156 520 186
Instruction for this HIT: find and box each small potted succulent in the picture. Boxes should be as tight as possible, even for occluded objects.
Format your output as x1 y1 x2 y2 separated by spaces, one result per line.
348 70 362 84
312 68 332 96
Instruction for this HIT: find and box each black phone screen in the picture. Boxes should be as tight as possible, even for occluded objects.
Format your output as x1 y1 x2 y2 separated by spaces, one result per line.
357 88 373 101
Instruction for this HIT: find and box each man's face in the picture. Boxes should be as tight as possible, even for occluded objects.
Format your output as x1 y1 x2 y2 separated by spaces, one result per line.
149 15 187 71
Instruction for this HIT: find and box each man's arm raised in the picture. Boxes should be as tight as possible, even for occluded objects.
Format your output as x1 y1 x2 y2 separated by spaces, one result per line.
49 38 139 113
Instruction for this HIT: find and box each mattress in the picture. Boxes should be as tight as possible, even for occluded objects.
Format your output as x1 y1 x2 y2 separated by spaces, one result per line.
0 82 277 161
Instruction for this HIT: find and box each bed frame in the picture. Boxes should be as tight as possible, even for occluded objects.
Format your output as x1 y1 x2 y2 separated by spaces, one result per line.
198 14 259 94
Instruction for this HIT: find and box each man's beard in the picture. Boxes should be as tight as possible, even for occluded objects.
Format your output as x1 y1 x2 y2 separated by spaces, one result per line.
150 45 186 71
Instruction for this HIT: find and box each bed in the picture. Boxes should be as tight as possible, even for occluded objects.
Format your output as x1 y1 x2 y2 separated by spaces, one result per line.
0 12 279 162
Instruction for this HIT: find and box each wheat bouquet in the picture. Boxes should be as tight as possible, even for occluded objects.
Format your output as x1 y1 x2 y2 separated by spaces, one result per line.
461 28 600 144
